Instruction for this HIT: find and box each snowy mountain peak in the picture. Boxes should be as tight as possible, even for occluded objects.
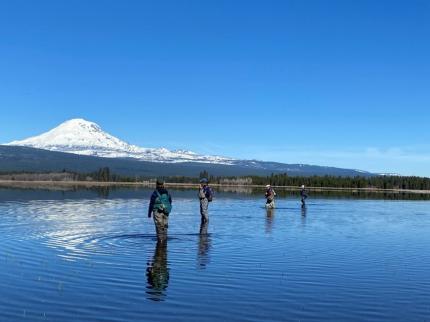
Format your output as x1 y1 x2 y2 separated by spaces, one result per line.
6 118 233 164
58 118 102 131
7 118 132 152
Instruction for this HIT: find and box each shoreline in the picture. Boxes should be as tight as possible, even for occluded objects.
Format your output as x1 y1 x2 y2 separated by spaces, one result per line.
0 180 429 194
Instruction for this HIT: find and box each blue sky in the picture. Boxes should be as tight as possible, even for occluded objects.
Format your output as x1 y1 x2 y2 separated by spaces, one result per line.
1 0 429 176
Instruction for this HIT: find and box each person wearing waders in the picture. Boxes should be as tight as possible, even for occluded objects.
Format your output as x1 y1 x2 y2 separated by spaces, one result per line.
300 185 308 207
198 178 212 223
148 179 172 241
265 184 276 209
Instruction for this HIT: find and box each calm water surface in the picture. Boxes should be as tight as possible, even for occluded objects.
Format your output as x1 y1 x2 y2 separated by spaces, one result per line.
0 188 429 321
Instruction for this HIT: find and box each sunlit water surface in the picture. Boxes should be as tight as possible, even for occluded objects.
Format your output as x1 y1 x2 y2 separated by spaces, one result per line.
0 188 429 321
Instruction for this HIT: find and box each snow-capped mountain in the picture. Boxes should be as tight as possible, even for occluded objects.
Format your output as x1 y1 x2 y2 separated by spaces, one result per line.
3 118 377 177
6 118 234 164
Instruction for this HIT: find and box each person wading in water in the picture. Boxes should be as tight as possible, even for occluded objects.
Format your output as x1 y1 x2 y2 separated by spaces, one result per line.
198 178 213 223
148 179 172 241
265 184 276 209
300 184 308 207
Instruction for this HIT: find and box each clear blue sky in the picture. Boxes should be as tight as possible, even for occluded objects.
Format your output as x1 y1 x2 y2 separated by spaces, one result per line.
1 0 429 176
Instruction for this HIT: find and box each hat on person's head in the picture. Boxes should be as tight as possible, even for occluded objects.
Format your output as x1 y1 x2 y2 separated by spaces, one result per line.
266 184 271 188
301 185 305 189
200 178 208 184
156 178 165 185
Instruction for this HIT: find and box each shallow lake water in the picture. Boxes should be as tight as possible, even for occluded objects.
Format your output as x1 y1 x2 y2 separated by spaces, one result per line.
0 187 429 321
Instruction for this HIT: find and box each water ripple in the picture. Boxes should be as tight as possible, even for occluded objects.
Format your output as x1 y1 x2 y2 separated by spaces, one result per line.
0 195 429 321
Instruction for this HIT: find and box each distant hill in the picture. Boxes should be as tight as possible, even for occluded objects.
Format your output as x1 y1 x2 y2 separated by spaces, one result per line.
0 145 375 177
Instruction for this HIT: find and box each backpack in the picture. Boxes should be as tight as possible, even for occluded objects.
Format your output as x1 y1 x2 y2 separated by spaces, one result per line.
205 187 214 202
154 191 172 215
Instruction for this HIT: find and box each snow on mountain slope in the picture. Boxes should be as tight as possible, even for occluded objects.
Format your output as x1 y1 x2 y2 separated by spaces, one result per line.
6 119 234 164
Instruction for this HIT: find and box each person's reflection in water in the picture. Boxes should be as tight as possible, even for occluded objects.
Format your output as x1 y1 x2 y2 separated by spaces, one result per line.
146 239 169 301
301 205 307 226
197 219 211 269
265 208 275 234
301 205 307 216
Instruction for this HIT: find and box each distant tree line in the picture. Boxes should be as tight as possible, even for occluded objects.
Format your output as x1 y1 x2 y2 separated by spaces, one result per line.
244 173 430 190
195 171 430 191
1 168 429 191
136 171 430 191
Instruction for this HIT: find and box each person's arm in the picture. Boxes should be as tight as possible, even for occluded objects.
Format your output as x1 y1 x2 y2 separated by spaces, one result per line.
148 192 156 218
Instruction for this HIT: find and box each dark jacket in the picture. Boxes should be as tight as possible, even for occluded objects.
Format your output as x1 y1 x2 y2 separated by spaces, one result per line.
300 188 308 198
148 188 172 217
